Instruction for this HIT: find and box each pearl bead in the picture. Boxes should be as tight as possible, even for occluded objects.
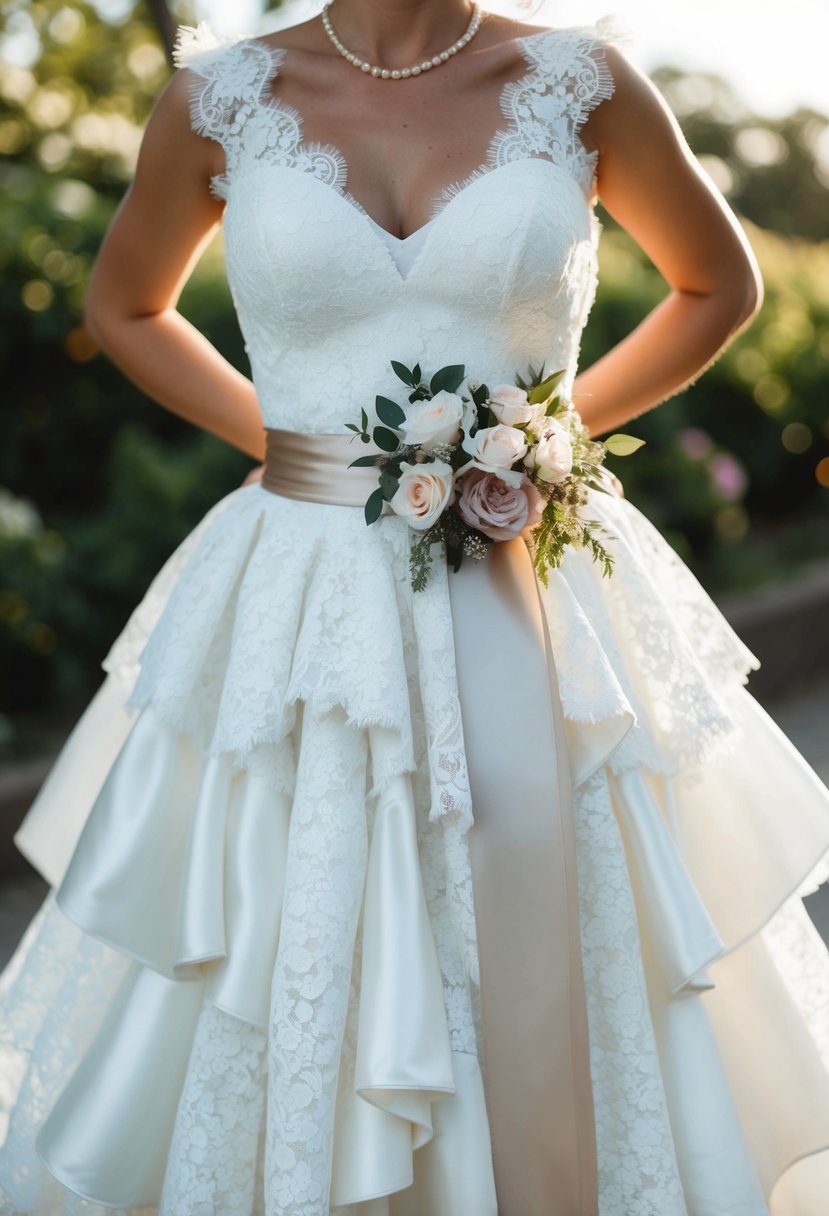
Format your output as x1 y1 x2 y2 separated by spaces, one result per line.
321 2 482 80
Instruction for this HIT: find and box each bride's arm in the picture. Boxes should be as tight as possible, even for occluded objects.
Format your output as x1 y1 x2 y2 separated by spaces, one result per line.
572 46 764 439
82 69 266 463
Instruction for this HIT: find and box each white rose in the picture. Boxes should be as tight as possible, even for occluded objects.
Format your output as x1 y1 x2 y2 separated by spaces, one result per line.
461 423 529 472
399 390 463 450
530 419 574 483
390 458 455 531
488 384 533 427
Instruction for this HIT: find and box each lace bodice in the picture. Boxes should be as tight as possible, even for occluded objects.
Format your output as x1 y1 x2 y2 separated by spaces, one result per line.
172 15 631 434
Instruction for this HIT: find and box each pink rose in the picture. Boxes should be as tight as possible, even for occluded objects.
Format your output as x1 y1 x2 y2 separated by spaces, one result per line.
529 419 574 483
488 384 534 427
390 458 455 530
455 466 544 541
460 423 528 484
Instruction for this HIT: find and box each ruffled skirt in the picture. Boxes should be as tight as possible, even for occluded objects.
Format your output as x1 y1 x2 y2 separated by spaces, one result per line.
1 481 828 1215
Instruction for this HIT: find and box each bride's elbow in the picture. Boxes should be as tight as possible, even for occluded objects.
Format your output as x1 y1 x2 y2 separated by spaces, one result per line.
709 250 764 337
736 256 764 327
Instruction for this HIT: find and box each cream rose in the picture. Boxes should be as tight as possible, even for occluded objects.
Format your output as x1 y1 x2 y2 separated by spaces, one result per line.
488 384 534 427
455 467 544 541
389 458 455 531
461 424 529 483
399 390 464 450
529 419 574 483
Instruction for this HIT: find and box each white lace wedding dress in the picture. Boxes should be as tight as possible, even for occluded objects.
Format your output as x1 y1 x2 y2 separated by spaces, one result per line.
2 16 829 1216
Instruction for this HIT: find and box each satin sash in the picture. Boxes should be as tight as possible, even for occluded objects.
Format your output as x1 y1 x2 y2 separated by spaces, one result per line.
261 427 393 512
259 427 598 1213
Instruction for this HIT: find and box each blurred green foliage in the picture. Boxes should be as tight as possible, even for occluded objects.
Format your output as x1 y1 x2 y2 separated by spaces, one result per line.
1 0 828 751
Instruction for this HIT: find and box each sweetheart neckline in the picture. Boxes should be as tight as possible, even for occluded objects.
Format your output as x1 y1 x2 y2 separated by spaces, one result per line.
236 25 591 245
226 155 592 287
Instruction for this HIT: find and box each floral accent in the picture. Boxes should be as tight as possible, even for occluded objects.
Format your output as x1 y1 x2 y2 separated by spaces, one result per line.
345 360 645 590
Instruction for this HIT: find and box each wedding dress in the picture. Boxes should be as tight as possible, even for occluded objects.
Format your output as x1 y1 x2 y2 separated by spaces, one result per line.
2 15 829 1216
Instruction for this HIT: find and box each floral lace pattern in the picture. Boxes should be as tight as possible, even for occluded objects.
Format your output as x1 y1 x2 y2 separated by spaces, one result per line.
573 771 688 1215
173 16 632 219
438 15 631 211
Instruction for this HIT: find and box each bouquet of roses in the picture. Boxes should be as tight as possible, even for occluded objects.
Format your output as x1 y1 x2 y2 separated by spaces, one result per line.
344 360 644 592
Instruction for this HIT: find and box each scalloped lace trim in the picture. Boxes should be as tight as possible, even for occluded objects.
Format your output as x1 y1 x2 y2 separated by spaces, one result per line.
171 17 633 220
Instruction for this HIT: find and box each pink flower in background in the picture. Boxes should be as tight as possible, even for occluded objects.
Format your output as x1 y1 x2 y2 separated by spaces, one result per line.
709 452 748 501
680 427 714 460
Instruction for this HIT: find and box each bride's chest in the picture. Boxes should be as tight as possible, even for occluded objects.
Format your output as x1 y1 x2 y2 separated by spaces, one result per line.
221 143 599 322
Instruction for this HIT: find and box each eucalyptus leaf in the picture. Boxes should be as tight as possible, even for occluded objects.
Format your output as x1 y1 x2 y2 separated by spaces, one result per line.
364 487 385 526
349 455 382 468
391 360 415 386
429 364 466 395
373 425 401 452
375 395 406 427
603 433 646 457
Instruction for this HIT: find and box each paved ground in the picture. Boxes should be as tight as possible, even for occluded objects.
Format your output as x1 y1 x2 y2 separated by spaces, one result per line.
1 677 828 969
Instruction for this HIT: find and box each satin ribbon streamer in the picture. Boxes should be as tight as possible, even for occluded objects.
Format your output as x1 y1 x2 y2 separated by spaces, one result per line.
260 426 598 1214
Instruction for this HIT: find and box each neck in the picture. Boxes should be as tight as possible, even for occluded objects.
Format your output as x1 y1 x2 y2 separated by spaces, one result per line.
324 0 477 64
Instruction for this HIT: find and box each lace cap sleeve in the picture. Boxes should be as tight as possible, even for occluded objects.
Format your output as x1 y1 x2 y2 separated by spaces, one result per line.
172 21 275 199
513 12 635 194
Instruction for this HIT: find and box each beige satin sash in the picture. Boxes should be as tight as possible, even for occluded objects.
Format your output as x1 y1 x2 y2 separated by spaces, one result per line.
447 537 598 1215
260 427 598 1213
261 427 393 511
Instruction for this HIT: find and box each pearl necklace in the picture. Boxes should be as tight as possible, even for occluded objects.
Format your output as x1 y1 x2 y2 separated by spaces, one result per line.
321 2 483 79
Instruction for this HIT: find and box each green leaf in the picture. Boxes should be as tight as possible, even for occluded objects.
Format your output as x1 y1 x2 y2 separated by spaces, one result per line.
528 367 566 405
364 487 385 526
344 422 360 433
412 362 422 384
429 364 466 395
348 455 382 468
375 395 406 427
360 433 371 443
391 360 415 387
471 382 490 408
603 433 646 457
373 425 401 452
360 407 368 431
